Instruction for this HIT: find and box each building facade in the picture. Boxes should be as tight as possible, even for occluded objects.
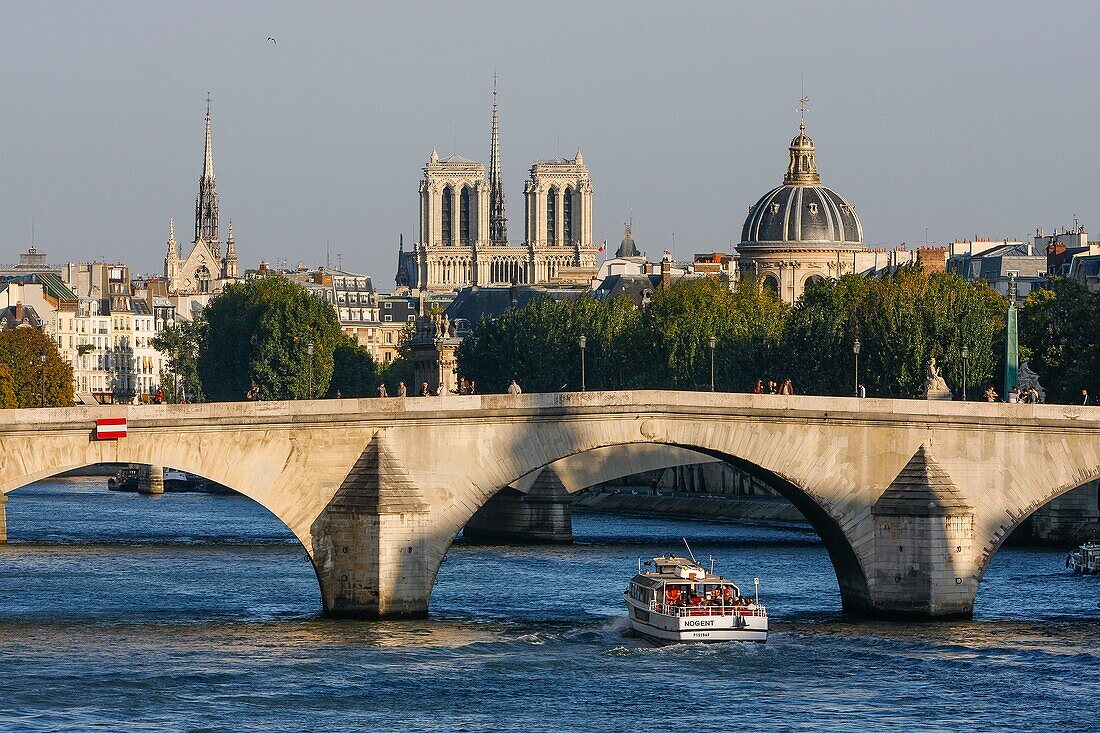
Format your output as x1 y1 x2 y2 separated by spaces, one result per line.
403 88 598 293
164 104 241 295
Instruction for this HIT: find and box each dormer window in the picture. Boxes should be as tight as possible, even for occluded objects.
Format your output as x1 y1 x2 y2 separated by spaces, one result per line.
808 203 819 216
770 203 781 215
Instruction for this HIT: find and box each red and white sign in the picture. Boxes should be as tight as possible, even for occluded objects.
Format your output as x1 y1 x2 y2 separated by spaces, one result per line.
95 418 127 440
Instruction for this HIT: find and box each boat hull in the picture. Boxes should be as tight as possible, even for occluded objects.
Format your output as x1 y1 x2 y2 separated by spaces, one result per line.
626 598 768 643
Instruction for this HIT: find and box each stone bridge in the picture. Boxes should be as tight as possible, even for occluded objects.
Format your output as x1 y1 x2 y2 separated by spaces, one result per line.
2 391 1098 620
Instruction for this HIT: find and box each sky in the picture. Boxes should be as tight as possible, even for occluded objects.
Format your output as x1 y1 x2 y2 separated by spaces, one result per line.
1 1 1098 282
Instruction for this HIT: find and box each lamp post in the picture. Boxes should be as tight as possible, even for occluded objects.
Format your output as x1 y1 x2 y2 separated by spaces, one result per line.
708 335 717 392
961 345 969 401
306 342 314 399
578 335 587 392
38 350 46 407
852 339 861 397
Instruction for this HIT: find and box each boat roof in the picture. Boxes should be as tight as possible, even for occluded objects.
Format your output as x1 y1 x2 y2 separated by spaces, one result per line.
632 555 736 585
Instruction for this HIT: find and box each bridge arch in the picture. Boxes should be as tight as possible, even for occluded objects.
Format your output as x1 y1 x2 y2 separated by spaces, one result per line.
438 438 873 615
0 460 324 611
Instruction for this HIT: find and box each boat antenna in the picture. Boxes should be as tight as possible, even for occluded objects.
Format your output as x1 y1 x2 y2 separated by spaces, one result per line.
709 555 715 574
682 538 698 564
754 577 760 605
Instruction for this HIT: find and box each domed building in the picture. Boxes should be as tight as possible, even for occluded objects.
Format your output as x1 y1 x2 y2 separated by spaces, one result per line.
737 120 865 304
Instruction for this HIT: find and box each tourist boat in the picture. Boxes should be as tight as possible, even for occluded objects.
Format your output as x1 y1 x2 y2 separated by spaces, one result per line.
107 467 233 494
624 545 768 643
1066 542 1100 574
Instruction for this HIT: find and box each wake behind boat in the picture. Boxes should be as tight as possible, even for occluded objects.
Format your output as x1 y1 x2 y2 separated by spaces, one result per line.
625 545 768 643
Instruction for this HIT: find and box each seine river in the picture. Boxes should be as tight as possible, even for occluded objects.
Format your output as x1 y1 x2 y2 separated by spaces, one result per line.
0 478 1097 732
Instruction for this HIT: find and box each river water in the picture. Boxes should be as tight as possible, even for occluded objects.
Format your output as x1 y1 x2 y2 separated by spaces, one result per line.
0 478 1097 732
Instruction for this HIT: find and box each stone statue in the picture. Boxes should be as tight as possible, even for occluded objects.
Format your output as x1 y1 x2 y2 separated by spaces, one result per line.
433 313 442 338
443 314 451 337
924 357 952 400
1017 360 1046 403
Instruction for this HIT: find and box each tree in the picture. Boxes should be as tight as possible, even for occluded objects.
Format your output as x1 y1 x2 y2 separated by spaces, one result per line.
378 324 415 395
152 317 206 402
328 337 377 397
1019 278 1100 402
457 294 640 393
198 278 343 401
0 327 75 407
634 277 786 390
0 364 17 409
782 267 1006 398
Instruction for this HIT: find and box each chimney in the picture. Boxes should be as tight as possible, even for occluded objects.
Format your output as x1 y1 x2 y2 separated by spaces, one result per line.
661 254 671 290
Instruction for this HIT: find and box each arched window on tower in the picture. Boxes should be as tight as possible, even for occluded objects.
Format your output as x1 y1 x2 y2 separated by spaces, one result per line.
546 187 557 245
460 186 472 245
442 187 453 245
563 187 574 246
762 274 780 295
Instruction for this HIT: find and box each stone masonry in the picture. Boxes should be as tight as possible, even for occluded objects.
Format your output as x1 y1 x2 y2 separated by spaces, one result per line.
2 392 1100 619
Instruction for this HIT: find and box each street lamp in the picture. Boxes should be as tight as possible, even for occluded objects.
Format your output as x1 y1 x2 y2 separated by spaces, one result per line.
578 335 587 392
306 342 315 399
852 339 861 397
961 345 969 401
708 335 717 392
38 349 46 407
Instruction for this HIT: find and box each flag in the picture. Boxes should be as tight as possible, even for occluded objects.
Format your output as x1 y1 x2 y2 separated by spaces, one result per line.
95 418 127 440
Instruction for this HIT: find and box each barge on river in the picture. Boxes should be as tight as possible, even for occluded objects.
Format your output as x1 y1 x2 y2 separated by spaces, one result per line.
625 554 767 643
1067 542 1100 574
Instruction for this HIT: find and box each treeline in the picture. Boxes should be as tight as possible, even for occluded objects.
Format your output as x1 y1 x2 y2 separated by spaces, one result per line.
457 266 1012 399
0 327 74 408
155 278 382 402
1019 277 1100 403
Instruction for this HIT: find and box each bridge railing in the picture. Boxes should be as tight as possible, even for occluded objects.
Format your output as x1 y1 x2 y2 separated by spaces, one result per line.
651 601 767 618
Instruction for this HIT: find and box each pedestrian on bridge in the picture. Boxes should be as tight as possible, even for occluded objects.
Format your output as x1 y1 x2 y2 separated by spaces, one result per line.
378 383 388 398
421 381 432 397
508 380 522 395
397 381 407 397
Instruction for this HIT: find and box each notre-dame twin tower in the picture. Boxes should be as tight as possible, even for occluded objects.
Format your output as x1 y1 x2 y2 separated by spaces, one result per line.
164 101 240 295
397 82 598 293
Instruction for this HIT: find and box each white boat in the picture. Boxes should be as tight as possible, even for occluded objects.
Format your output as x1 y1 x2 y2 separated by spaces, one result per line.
624 550 768 643
1067 542 1100 574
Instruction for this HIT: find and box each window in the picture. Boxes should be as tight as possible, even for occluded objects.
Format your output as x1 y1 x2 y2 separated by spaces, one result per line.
460 186 472 244
546 187 557 244
763 275 780 294
563 187 573 245
441 186 453 244
384 314 392 322
384 301 392 309
385 332 393 343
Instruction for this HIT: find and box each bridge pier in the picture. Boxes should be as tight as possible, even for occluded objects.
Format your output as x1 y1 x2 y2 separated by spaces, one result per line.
138 465 164 495
311 434 434 619
463 467 573 544
864 445 978 619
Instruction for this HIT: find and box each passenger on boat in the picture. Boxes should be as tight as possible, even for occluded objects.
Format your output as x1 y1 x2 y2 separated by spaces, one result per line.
722 587 734 604
665 587 681 605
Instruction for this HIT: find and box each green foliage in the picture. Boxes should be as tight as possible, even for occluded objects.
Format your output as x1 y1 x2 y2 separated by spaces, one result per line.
1019 278 1100 402
152 317 206 402
0 327 75 407
455 268 1010 399
635 277 786 390
782 267 1006 397
457 294 640 393
197 278 343 401
328 337 377 397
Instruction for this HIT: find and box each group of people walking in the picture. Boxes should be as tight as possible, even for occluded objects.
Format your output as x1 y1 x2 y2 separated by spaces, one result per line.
751 379 796 395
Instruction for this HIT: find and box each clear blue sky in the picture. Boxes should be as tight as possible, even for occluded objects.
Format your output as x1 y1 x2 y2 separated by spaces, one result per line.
1 1 1097 282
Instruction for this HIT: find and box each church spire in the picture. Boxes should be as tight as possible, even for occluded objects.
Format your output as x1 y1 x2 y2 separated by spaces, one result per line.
195 94 220 254
488 73 508 245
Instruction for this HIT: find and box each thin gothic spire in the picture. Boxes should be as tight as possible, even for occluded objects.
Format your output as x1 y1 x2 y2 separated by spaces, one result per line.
195 95 220 253
488 73 508 245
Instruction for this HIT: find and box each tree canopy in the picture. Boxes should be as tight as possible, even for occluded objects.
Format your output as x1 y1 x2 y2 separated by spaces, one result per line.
197 278 344 401
1019 277 1100 402
0 327 74 407
152 316 206 402
456 269 1010 400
